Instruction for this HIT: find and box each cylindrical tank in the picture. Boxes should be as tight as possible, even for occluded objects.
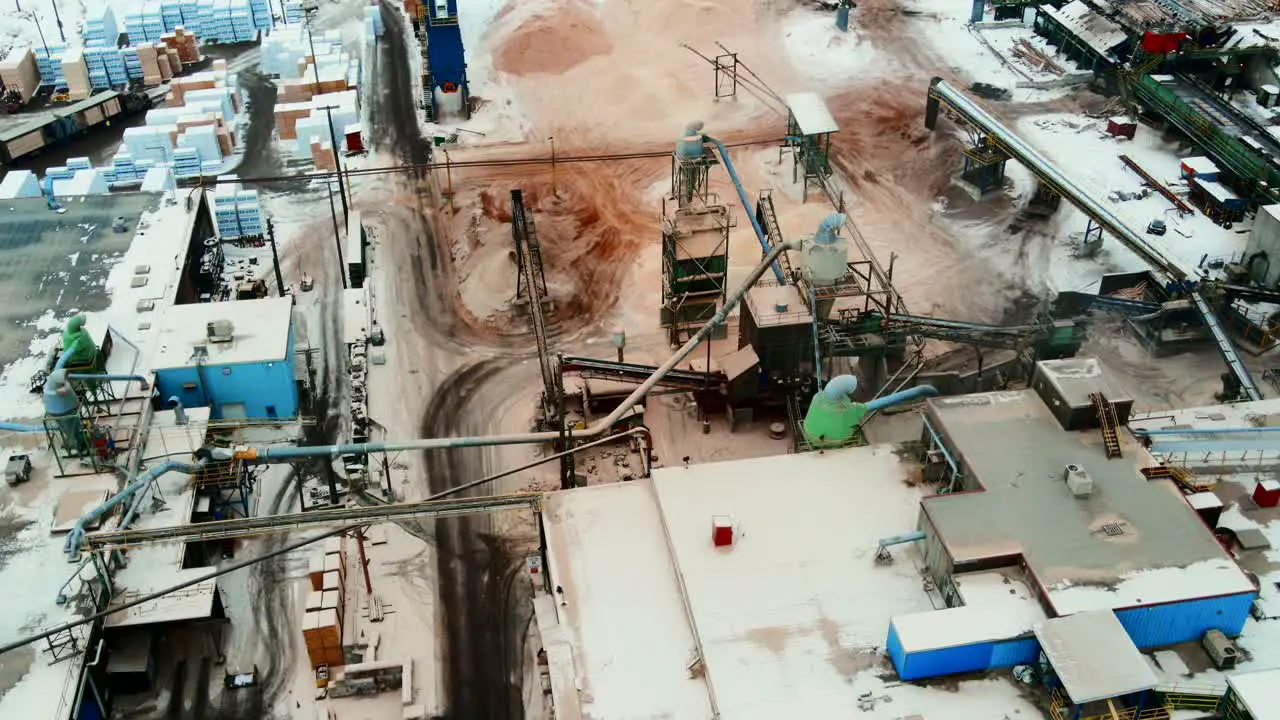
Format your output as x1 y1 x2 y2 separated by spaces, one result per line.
43 370 87 454
804 213 849 287
801 374 867 448
60 314 97 368
676 120 706 160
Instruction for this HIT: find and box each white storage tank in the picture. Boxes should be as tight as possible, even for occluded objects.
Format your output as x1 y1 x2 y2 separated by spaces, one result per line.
803 213 849 287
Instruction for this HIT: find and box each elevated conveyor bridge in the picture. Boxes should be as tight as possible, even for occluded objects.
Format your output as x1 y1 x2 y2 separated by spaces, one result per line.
926 78 1262 401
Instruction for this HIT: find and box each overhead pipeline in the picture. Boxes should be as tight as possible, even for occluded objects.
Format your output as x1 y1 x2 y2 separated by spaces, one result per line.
213 240 802 463
705 135 787 284
865 384 939 412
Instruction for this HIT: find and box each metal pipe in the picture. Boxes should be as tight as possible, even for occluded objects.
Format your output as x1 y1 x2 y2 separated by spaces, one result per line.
705 135 786 284
65 461 200 558
0 422 44 433
1134 426 1280 436
66 373 151 390
864 384 938 412
821 375 858 402
169 396 188 425
2 526 352 656
878 531 926 547
228 240 799 462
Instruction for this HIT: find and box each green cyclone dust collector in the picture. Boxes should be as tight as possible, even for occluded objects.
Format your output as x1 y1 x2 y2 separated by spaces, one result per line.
802 375 938 448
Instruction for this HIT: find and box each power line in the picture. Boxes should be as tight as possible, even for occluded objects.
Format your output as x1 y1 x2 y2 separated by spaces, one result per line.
201 137 786 186
0 526 349 656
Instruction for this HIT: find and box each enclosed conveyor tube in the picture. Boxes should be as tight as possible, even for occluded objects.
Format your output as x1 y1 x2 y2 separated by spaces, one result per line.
219 239 802 464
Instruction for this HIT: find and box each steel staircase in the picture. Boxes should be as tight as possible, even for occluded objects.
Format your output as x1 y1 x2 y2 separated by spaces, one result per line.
1091 392 1123 459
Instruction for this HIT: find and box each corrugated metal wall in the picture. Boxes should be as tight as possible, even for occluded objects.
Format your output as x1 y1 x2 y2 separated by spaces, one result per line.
1116 591 1256 648
887 622 1040 681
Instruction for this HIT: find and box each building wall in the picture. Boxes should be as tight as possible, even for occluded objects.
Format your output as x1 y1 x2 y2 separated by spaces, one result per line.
155 328 297 419
887 623 1040 681
1246 206 1280 287
1115 591 1256 648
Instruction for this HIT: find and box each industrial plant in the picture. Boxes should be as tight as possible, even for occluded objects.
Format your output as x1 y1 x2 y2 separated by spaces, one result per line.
5 0 1280 718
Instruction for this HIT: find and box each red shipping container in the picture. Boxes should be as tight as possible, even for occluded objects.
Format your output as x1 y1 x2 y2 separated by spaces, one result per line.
712 516 733 547
1254 479 1280 508
1141 31 1187 54
345 129 364 153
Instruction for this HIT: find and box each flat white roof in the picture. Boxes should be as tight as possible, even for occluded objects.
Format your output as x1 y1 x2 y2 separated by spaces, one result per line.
1034 611 1158 704
1227 667 1280 720
651 444 936 717
151 296 293 370
785 92 838 135
1198 178 1240 204
543 481 713 719
103 407 219 629
1181 156 1219 174
893 571 1046 653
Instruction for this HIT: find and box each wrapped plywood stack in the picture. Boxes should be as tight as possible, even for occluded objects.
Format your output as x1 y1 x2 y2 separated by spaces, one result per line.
161 27 200 65
302 535 349 668
137 44 162 86
312 138 336 171
303 609 343 669
0 48 41 103
61 49 91 100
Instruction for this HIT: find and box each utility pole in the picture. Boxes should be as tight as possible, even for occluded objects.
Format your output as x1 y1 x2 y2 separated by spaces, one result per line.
50 0 65 42
23 12 49 58
266 219 286 296
305 7 350 223
326 182 348 289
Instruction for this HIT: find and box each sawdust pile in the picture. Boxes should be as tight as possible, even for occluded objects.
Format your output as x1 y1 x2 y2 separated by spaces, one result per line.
493 3 613 77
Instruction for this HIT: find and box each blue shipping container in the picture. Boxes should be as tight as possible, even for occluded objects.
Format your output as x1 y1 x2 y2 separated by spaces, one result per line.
1116 591 1255 649
886 622 1040 681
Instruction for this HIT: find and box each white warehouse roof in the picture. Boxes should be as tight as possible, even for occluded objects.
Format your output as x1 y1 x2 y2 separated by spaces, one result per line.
151 296 294 370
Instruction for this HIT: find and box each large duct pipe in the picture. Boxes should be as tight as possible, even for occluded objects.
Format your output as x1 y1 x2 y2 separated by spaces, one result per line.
169 397 188 425
705 135 787 284
0 422 44 433
65 460 200 558
821 374 859 402
816 213 846 245
220 239 803 464
865 384 939 412
1134 426 1280 436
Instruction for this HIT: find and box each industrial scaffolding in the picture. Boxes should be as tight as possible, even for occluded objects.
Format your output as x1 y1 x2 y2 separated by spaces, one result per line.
661 139 733 345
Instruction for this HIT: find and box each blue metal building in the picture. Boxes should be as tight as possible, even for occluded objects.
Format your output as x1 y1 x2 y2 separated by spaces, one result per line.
151 297 298 419
885 361 1258 682
421 0 469 121
887 605 1041 681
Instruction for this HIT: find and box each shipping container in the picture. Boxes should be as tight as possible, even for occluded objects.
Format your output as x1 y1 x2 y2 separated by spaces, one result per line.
1115 591 1255 648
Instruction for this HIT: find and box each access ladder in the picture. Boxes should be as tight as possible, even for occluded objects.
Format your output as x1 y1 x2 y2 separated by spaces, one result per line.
1091 392 1123 459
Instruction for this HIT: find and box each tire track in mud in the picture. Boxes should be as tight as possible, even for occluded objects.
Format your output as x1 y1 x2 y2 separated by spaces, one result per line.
417 359 528 720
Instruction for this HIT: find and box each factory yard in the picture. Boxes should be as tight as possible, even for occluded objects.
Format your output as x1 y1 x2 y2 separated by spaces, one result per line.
7 0 1280 718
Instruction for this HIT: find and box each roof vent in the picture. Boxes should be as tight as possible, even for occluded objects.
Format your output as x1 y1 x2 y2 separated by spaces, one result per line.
207 320 235 343
1064 463 1093 498
775 302 789 313
1101 522 1125 537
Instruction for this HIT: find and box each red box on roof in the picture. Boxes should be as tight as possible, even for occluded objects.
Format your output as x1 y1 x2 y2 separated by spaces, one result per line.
1254 479 1280 508
1106 117 1137 139
1141 31 1187 54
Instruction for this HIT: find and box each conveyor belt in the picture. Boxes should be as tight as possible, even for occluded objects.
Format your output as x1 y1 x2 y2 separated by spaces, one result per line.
927 78 1262 402
560 356 724 390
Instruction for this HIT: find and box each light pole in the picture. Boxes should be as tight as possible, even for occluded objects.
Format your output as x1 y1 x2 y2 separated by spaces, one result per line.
49 0 65 42
21 12 50 57
305 8 349 224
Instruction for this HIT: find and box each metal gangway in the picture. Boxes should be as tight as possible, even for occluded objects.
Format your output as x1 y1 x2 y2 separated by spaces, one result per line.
926 77 1262 402
1091 392 1123 459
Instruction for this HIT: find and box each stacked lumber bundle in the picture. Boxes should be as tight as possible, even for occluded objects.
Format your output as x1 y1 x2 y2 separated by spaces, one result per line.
0 48 40 102
303 536 349 668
